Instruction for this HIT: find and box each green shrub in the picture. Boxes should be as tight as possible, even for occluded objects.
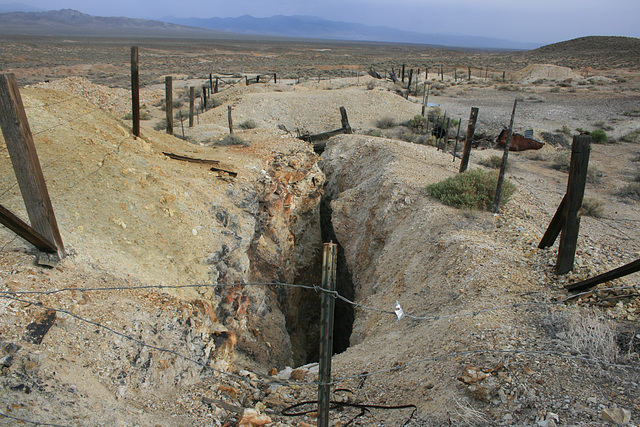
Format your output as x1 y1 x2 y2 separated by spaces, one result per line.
621 128 640 143
239 119 257 130
376 117 397 129
408 115 427 133
581 197 605 218
590 129 608 144
427 169 516 210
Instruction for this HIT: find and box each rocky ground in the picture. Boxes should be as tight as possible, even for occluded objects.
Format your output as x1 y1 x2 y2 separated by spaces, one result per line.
0 61 639 426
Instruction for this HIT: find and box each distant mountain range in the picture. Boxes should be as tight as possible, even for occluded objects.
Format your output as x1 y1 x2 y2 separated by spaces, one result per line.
162 14 541 50
0 8 541 50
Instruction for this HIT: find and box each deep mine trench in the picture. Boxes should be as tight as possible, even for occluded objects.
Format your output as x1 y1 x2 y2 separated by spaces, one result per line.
285 183 355 365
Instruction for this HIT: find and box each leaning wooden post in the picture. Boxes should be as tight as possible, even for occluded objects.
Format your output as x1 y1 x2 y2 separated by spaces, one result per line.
339 106 352 134
492 98 518 213
165 76 173 135
459 107 479 173
0 74 65 257
214 77 219 93
318 242 337 427
130 46 140 137
556 135 591 274
189 86 195 128
227 105 234 134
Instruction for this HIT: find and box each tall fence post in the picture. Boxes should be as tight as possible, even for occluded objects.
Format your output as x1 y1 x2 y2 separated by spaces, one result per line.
0 74 65 257
339 106 352 134
492 98 518 213
227 105 234 134
459 107 479 173
130 46 140 137
165 76 173 135
318 242 337 427
556 134 591 274
189 86 195 128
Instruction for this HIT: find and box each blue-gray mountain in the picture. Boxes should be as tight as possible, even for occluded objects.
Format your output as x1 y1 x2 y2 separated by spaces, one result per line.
163 14 541 50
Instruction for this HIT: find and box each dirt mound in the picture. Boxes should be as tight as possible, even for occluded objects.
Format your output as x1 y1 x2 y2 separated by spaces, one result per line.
515 64 582 83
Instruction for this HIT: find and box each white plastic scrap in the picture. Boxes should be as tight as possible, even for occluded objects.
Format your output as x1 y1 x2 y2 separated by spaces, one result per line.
394 300 404 321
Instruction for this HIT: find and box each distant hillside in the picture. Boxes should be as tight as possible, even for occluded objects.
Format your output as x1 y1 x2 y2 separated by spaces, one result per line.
0 9 236 38
163 14 541 50
517 36 640 69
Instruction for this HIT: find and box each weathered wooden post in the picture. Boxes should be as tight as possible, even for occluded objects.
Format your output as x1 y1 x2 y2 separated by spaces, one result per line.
227 105 234 134
130 46 140 137
202 85 208 110
318 242 337 427
459 107 479 173
273 73 277 83
0 74 65 257
492 98 518 213
214 77 219 93
401 64 406 82
468 66 471 81
189 87 195 128
556 134 591 274
209 74 213 91
179 110 185 139
407 69 414 91
452 118 462 161
502 71 506 81
165 76 173 135
339 106 352 134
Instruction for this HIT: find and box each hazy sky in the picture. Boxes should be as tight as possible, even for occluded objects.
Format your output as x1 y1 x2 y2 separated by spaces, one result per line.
3 0 640 44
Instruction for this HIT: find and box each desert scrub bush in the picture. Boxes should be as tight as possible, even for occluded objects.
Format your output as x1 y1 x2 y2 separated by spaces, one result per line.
376 116 397 129
551 151 570 172
618 182 640 200
478 154 508 170
621 128 640 143
407 115 427 133
364 129 383 137
366 80 376 90
211 134 248 147
541 131 569 147
581 197 605 218
593 120 614 131
544 310 620 363
587 166 605 184
238 119 257 130
427 169 516 210
590 129 608 144
497 84 520 91
622 107 640 117
123 110 151 120
153 118 168 131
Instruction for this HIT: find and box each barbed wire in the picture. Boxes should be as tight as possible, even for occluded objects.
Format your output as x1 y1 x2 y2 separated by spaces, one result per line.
0 293 295 388
23 94 79 110
0 411 69 427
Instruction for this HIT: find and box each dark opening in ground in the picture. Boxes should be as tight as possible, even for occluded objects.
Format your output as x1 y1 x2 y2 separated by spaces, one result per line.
320 197 355 355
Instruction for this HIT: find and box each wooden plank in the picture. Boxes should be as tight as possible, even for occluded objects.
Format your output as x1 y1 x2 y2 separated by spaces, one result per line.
131 47 140 137
556 135 591 274
565 259 640 292
0 74 65 257
162 152 220 165
0 203 57 252
538 194 567 249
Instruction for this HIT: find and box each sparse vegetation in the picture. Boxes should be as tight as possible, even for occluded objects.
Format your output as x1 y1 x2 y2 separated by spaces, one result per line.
427 169 516 210
238 119 257 130
581 197 605 217
376 116 397 129
621 128 640 143
542 131 569 147
478 154 508 170
407 115 427 133
618 182 640 200
622 107 640 117
211 134 248 146
590 129 608 144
